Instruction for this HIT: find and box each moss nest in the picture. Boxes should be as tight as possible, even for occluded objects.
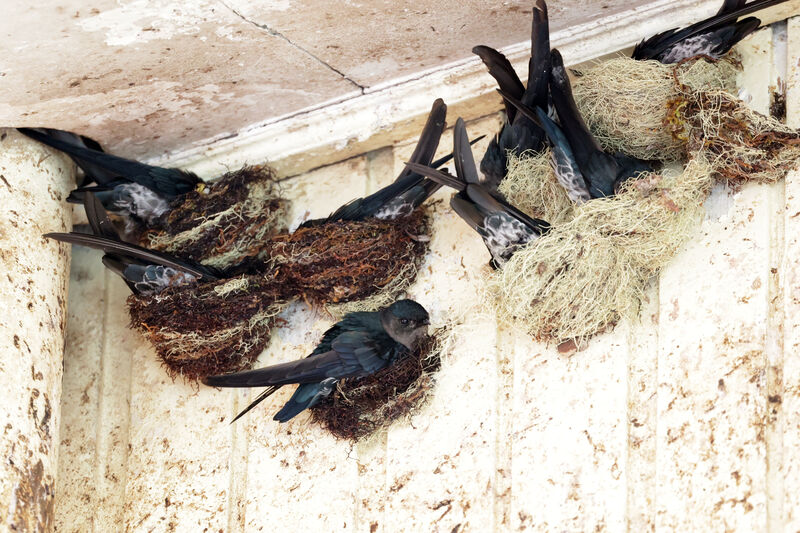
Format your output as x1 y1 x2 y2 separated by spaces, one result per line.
499 149 576 225
266 209 431 306
489 157 715 343
672 89 800 183
127 274 288 381
572 55 740 161
141 165 289 270
309 329 445 441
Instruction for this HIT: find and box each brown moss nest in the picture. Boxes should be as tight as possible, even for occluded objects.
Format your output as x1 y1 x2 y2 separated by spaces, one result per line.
309 328 445 441
572 55 740 162
127 274 288 381
141 164 289 270
266 209 431 306
671 89 800 183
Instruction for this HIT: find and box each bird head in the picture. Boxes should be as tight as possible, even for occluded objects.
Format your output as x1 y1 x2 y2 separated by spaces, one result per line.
380 299 431 351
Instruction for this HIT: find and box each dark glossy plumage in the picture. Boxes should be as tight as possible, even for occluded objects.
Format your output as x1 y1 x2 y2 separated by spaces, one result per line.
473 0 551 190
301 99 483 227
504 49 653 199
406 118 550 268
302 99 448 227
204 299 430 423
18 127 200 224
45 193 218 294
632 0 788 63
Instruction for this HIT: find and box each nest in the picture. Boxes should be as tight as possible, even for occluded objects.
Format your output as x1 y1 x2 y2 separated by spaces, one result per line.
489 157 715 343
571 55 740 161
141 165 289 270
266 209 430 305
673 89 800 183
309 329 445 440
127 275 287 381
499 149 576 225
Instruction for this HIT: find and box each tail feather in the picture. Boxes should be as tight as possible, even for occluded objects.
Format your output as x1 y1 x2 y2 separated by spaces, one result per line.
230 386 281 423
45 232 217 280
472 45 526 120
453 118 481 185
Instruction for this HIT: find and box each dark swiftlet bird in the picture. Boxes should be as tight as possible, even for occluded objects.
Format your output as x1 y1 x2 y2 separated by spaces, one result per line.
301 98 482 227
472 0 551 190
17 127 201 228
632 0 790 64
406 118 549 269
45 193 219 295
203 299 430 423
503 49 653 199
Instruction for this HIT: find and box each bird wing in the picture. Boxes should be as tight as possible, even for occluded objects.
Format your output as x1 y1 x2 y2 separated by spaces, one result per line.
396 98 448 180
27 128 115 187
526 0 551 110
309 99 449 224
547 50 604 160
203 330 390 388
631 0 787 60
83 192 122 241
45 232 218 281
17 127 199 198
472 45 525 121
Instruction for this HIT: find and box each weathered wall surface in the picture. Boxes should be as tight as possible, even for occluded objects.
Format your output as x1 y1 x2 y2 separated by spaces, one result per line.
0 130 73 531
3 0 799 179
50 20 800 532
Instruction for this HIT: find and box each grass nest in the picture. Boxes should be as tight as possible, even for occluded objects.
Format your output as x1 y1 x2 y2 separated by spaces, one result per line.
499 148 576 225
266 209 430 306
309 329 445 441
127 274 288 381
571 55 740 161
672 89 800 183
141 165 289 270
572 54 800 182
489 157 715 343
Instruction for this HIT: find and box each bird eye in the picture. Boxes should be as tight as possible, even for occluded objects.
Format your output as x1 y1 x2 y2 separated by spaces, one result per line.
400 318 409 326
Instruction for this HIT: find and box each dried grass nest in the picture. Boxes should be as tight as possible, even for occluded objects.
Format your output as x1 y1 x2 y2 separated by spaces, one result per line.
492 151 714 343
127 274 288 381
141 164 289 270
487 53 800 344
310 328 446 441
571 55 800 183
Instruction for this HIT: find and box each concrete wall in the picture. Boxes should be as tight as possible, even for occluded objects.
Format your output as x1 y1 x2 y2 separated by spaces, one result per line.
4 0 798 178
49 19 800 532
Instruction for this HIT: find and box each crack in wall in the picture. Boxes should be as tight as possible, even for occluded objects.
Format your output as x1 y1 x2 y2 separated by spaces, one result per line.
219 1 366 93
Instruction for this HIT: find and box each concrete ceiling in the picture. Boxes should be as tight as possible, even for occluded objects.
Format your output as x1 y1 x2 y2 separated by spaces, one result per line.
1 0 644 161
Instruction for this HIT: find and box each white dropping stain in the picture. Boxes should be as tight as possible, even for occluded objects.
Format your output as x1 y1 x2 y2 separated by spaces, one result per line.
78 0 240 46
